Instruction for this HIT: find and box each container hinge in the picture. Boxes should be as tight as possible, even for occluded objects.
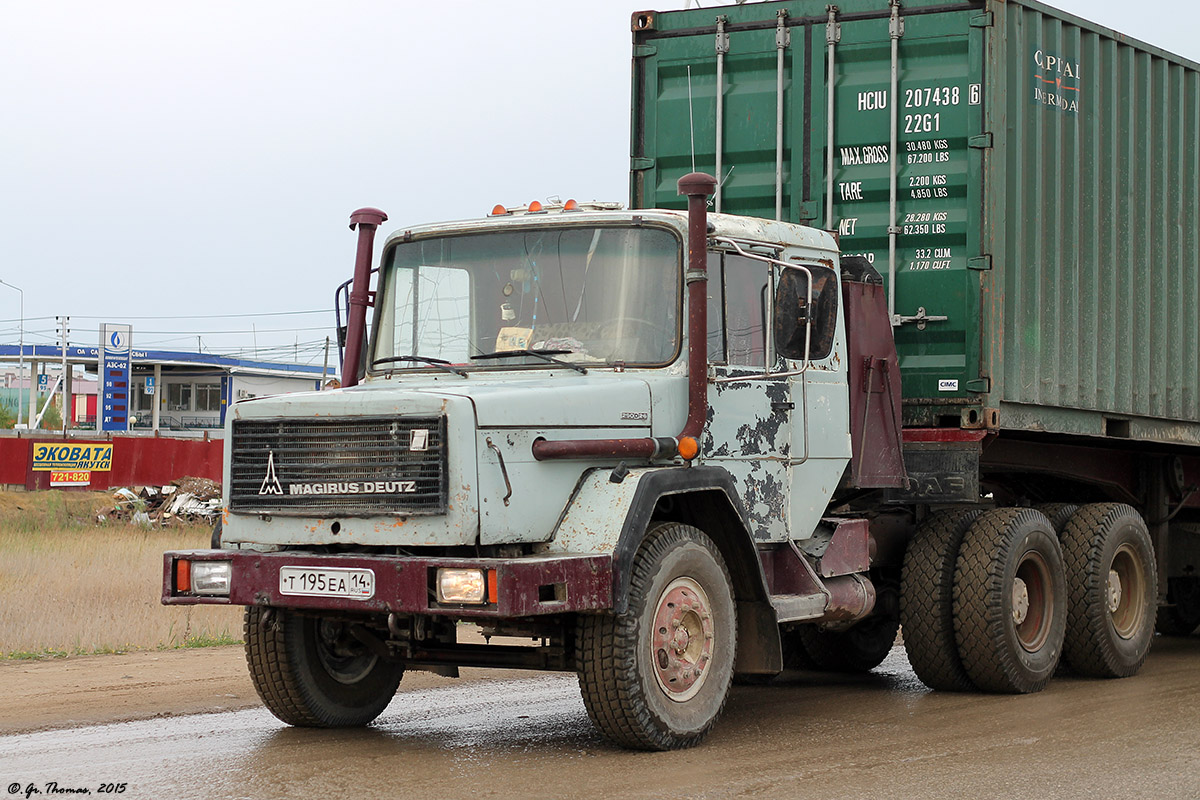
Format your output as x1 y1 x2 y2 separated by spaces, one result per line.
893 306 948 331
630 157 655 171
968 255 992 271
715 15 729 54
776 10 791 48
633 44 657 59
826 5 841 44
968 133 993 149
970 12 994 27
889 1 904 38
965 378 991 393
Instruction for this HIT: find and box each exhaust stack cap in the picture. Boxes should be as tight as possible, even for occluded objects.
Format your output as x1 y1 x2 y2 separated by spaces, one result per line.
349 207 388 230
677 172 717 198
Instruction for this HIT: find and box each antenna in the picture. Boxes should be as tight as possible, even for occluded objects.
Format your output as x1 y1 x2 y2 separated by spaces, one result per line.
686 65 696 173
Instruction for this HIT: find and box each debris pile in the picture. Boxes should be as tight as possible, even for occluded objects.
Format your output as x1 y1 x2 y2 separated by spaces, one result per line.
104 477 222 527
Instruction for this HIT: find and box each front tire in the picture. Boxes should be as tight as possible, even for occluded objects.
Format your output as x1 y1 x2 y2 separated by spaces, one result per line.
244 606 404 727
577 523 736 750
954 508 1066 693
1061 504 1157 677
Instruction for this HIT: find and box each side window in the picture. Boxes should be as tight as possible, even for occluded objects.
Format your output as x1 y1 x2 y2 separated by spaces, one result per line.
723 255 768 367
706 252 726 363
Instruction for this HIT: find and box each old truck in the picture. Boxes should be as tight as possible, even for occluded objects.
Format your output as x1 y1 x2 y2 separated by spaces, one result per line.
163 0 1199 750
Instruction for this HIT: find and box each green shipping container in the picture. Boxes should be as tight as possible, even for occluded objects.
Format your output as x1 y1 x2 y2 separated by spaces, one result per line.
631 0 1200 444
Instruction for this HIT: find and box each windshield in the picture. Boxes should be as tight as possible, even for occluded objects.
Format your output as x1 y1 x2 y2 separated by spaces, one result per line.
370 225 681 369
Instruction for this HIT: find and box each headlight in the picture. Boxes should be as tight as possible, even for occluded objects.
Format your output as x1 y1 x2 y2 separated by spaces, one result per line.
191 561 232 596
437 568 486 604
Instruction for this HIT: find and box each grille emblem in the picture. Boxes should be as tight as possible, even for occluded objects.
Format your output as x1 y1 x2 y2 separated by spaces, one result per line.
410 429 429 451
259 451 283 495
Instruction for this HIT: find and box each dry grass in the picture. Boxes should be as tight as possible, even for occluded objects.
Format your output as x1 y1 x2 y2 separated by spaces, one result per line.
0 490 241 658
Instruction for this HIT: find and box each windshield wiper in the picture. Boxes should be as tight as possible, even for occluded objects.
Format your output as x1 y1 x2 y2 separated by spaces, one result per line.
470 348 588 374
372 355 469 378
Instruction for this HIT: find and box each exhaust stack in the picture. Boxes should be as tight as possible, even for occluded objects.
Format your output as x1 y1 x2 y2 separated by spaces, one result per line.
341 207 388 388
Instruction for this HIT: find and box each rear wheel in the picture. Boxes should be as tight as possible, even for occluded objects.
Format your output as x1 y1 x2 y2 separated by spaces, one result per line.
794 611 900 673
900 509 982 691
577 523 736 750
1033 503 1080 536
953 508 1066 693
244 606 403 727
1061 504 1157 677
1157 576 1200 636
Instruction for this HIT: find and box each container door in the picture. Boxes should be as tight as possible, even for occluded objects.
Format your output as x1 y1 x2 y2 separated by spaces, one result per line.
818 7 984 405
631 7 814 223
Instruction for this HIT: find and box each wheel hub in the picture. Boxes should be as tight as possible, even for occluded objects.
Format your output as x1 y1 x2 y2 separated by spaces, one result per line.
316 619 378 685
1012 577 1030 625
651 577 715 703
1109 543 1147 640
1107 568 1123 614
1013 551 1053 653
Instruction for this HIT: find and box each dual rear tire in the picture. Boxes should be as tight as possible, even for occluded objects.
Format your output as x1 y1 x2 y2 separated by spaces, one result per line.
902 503 1157 694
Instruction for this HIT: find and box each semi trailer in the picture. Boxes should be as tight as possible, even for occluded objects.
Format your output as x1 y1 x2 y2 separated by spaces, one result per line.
163 0 1199 750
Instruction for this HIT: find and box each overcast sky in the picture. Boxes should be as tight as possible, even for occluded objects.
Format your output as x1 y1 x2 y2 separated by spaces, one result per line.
1 1 1195 368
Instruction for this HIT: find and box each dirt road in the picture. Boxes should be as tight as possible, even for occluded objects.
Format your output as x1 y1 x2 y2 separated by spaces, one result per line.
2 636 1198 800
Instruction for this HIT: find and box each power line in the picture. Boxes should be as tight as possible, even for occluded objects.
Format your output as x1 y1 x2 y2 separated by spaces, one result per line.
0 309 334 324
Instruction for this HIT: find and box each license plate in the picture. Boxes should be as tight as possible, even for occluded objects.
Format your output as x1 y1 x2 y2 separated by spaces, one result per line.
279 566 375 599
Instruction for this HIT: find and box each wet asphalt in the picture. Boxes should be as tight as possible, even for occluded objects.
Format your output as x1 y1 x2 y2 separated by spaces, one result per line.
1 637 1197 800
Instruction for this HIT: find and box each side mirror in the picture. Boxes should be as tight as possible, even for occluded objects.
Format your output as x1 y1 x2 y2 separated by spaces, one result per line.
773 268 811 361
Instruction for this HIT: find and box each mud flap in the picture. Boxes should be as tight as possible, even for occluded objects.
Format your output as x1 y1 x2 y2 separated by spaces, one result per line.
734 600 783 675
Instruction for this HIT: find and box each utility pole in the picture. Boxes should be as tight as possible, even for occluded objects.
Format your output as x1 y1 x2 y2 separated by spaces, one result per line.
0 279 24 426
56 315 70 434
321 336 330 389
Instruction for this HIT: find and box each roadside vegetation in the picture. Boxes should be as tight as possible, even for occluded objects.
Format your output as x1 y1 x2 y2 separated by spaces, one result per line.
0 490 240 659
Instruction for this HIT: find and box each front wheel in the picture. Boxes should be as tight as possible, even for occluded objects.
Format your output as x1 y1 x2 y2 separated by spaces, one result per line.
244 606 404 727
577 523 737 750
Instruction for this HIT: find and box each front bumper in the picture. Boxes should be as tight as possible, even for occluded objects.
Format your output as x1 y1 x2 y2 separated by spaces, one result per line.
162 549 613 618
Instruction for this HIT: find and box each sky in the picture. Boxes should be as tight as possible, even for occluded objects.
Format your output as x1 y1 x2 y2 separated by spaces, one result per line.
1 0 1196 369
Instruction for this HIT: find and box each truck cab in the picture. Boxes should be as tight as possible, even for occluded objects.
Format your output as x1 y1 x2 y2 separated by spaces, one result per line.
164 175 914 749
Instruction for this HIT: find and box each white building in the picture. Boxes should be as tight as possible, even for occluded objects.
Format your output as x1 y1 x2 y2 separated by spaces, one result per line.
0 345 329 434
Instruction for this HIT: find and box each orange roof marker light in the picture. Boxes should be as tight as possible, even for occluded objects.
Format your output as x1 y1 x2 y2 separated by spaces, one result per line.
486 199 622 217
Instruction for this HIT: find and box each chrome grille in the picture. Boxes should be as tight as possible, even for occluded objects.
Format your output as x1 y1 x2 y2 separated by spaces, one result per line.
229 416 448 516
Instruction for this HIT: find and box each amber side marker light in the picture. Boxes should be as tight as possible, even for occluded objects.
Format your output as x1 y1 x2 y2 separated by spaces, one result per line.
563 199 579 211
175 559 191 593
677 436 700 461
487 569 498 604
527 200 544 213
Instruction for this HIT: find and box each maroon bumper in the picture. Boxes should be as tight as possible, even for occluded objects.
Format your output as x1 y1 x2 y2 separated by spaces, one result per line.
162 549 613 618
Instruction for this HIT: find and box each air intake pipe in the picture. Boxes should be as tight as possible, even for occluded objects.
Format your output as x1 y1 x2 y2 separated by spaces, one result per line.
532 172 717 462
341 207 388 388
